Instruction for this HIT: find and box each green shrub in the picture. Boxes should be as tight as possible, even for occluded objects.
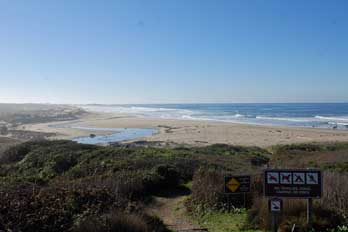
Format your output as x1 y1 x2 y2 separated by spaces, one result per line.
247 197 344 232
250 154 270 166
273 142 348 154
0 142 32 164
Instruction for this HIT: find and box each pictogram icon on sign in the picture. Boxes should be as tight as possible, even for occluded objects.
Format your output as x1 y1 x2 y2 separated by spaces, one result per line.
267 172 279 184
293 172 305 184
306 173 319 184
280 172 292 184
269 198 283 212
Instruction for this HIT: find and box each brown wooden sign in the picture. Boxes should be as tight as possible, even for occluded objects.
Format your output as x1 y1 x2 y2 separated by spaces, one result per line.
264 169 322 198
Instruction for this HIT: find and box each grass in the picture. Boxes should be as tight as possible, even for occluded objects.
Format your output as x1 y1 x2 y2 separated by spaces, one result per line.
270 142 348 169
191 208 262 232
0 140 269 231
183 181 193 190
170 187 261 232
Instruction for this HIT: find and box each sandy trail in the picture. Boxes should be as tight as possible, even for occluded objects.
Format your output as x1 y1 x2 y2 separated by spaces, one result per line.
146 188 207 232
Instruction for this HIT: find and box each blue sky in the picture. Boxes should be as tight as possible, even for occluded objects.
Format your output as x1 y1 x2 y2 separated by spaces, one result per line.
0 0 347 104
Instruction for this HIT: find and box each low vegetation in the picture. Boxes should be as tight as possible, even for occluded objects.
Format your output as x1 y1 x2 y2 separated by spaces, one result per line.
0 140 269 231
190 209 262 232
187 142 348 232
0 140 347 231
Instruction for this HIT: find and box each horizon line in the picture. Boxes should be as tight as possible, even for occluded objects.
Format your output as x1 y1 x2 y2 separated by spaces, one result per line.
1 101 348 105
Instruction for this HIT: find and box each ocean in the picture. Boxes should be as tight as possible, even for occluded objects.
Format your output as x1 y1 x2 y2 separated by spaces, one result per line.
81 103 348 130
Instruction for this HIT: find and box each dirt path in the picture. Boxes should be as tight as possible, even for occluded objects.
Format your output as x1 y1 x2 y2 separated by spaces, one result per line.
146 188 207 232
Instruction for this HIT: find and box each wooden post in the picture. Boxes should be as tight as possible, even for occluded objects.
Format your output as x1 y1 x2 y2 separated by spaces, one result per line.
307 198 313 228
243 193 246 208
269 198 282 232
228 194 231 212
272 212 278 232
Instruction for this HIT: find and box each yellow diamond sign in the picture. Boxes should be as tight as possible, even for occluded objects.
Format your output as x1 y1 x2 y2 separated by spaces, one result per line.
226 177 240 192
225 176 250 194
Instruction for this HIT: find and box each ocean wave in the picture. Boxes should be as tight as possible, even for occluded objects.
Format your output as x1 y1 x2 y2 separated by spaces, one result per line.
198 113 246 119
129 106 179 112
315 115 348 122
82 105 193 115
255 116 314 122
177 114 242 122
233 113 245 118
177 114 251 124
328 122 348 126
181 115 198 120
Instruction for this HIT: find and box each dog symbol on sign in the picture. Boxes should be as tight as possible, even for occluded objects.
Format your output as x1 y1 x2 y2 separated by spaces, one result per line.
306 173 319 184
280 172 292 184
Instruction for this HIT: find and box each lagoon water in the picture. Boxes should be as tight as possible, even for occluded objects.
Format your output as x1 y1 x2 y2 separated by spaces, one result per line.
72 127 157 145
49 123 157 145
82 103 348 130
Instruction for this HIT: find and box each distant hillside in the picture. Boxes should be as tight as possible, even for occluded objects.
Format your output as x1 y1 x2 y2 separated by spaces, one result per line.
0 103 86 127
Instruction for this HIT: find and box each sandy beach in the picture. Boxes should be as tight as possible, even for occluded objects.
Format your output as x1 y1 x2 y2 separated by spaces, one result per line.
22 112 348 147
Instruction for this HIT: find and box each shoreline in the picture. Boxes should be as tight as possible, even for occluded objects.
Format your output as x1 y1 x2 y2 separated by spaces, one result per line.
20 111 348 147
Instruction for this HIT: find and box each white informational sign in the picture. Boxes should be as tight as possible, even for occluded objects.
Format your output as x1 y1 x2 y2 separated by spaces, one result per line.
269 198 282 212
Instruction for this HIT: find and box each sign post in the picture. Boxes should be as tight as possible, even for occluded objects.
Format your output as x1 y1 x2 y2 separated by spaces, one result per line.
264 169 322 229
307 198 313 227
224 175 251 209
269 198 283 232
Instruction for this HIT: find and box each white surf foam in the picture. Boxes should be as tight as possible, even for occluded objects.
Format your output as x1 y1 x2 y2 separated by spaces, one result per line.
79 105 348 129
255 116 314 122
328 122 348 126
315 115 348 122
82 105 194 119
